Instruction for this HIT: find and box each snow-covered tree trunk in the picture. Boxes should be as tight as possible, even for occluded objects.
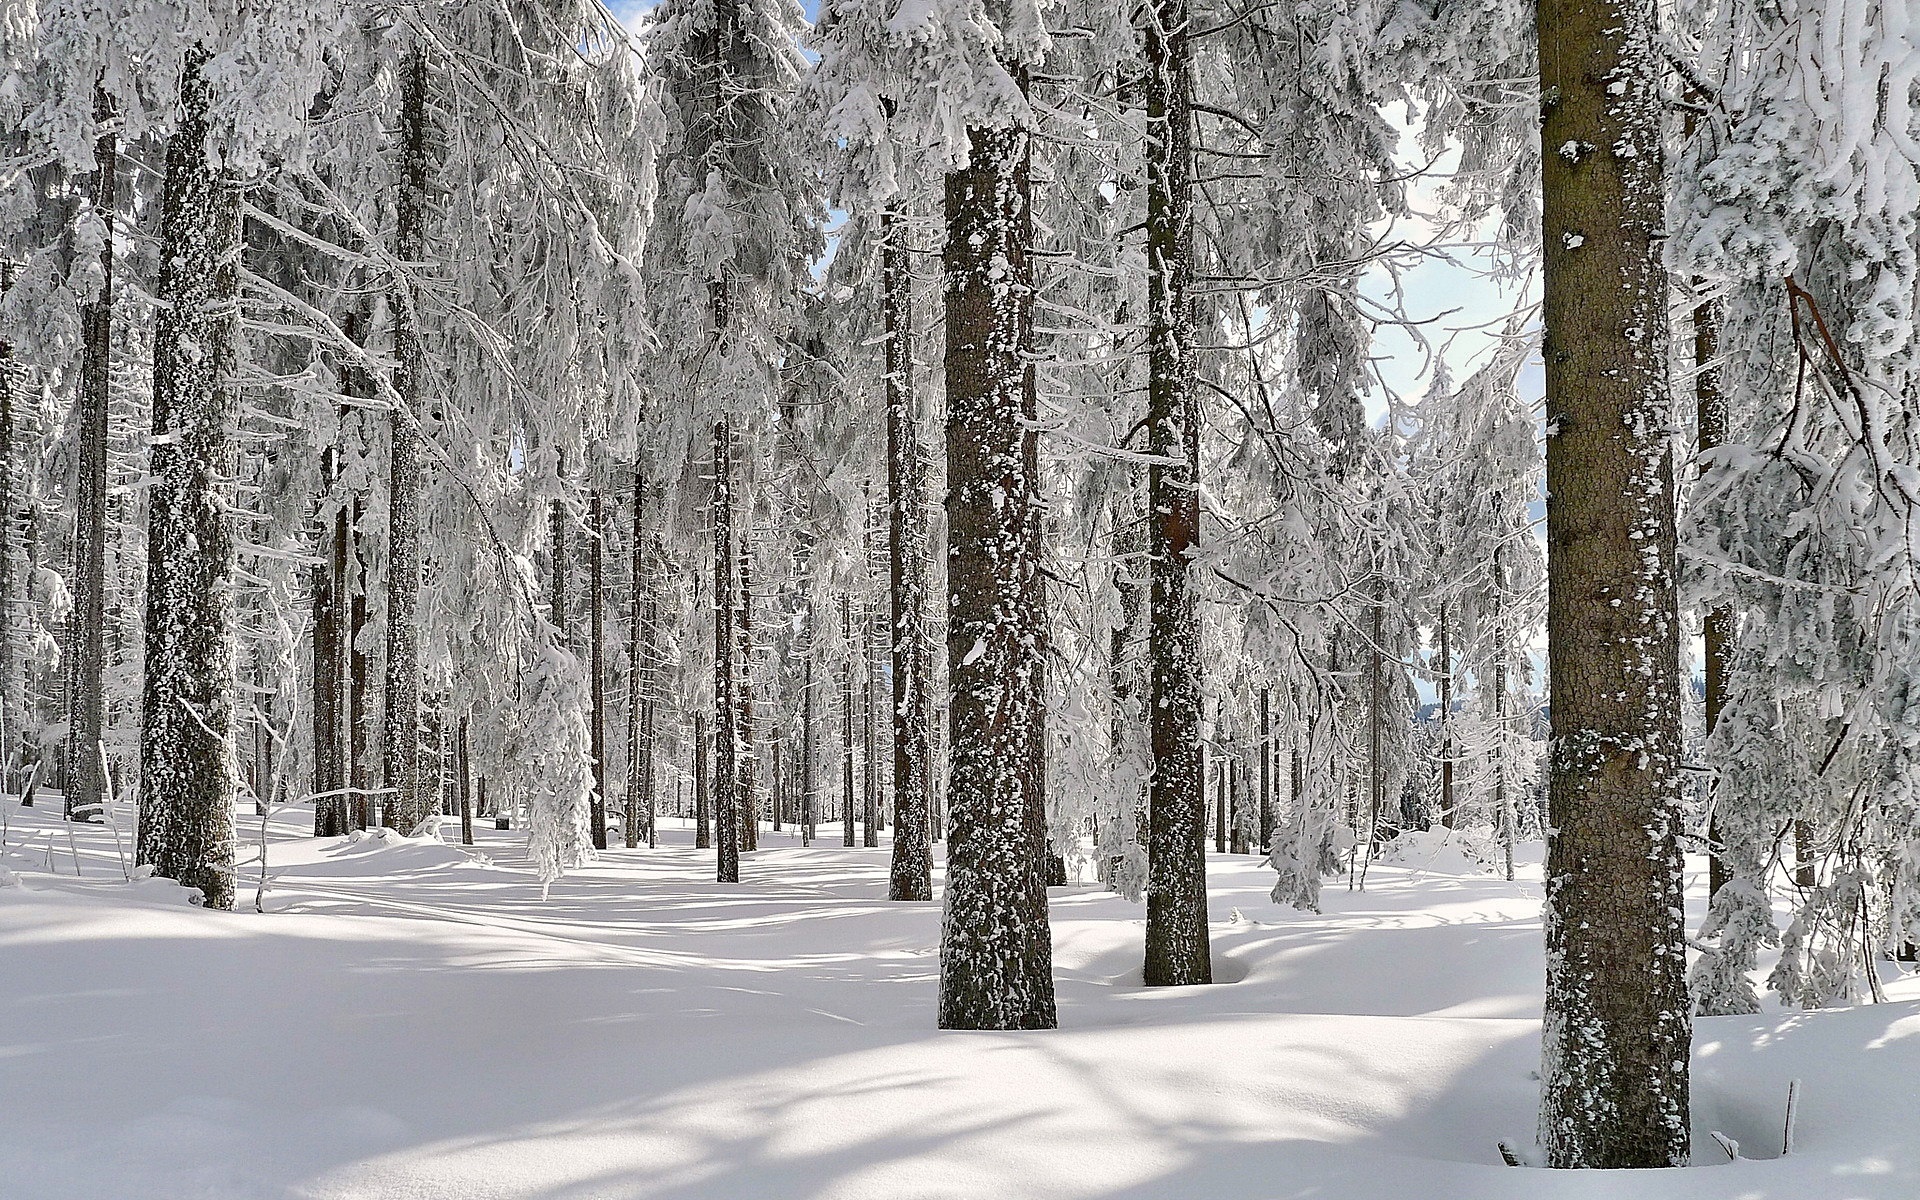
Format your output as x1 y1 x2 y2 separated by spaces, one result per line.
1694 300 1733 900
842 593 855 848
883 213 929 898
138 49 242 909
66 82 113 826
626 473 648 850
1259 688 1273 850
1437 601 1455 829
312 448 349 837
936 79 1057 1028
694 709 710 850
739 507 758 853
1141 0 1209 988
381 44 430 835
0 261 13 779
713 419 741 882
589 488 608 850
1535 0 1690 1166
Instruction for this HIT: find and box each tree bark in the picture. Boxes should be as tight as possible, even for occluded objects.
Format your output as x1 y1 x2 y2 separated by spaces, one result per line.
589 488 608 850
626 472 649 850
312 446 348 836
1259 687 1272 851
1536 0 1691 1164
1695 300 1733 900
694 709 710 850
885 201 932 897
1437 600 1455 830
457 713 473 846
714 420 740 882
1140 0 1210 988
842 594 856 848
936 84 1057 1029
139 50 242 908
381 45 430 835
67 82 115 826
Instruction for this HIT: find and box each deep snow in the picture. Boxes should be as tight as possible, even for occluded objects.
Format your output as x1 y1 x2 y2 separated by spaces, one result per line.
0 801 1914 1199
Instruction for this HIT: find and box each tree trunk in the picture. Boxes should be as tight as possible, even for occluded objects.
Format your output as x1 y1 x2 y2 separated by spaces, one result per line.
349 494 371 830
861 493 879 850
457 713 473 846
67 83 115 826
842 594 856 848
589 488 608 850
694 709 710 850
713 420 740 883
739 505 758 853
0 260 13 790
1536 0 1691 1164
936 84 1057 1030
886 200 933 898
313 447 349 837
1258 687 1272 851
802 645 815 846
138 49 242 908
1695 300 1733 900
626 473 649 850
381 45 429 835
1437 600 1454 830
1140 0 1209 988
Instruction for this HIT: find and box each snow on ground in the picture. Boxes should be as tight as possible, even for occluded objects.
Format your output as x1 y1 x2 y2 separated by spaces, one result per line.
1 800 1916 1200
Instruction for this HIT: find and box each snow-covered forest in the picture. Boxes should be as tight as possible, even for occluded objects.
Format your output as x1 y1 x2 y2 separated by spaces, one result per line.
1 0 1917 1195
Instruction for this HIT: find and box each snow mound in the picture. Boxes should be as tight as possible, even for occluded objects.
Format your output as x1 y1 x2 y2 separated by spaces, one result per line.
1375 829 1494 876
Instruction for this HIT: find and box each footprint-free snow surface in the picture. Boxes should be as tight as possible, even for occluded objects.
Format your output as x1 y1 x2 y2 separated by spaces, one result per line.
2 803 1915 1199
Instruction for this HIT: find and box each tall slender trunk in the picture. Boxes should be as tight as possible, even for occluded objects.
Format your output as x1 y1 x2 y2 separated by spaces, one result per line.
861 490 880 849
739 507 758 853
589 489 608 850
1695 300 1733 900
313 446 348 836
1258 687 1272 850
139 50 242 908
1536 0 1690 1164
381 45 429 834
1368 595 1384 845
802 645 815 846
1437 600 1454 829
842 594 856 849
937 74 1057 1030
0 259 13 785
626 472 648 850
886 203 931 897
67 83 115 825
349 496 371 829
457 713 473 845
714 420 740 882
1140 0 1209 988
694 709 710 850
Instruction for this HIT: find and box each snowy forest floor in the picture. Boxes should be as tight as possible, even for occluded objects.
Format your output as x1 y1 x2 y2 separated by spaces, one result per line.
1 802 1916 1200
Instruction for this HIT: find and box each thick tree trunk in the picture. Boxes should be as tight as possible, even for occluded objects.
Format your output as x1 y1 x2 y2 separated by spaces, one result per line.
589 489 608 850
801 647 815 846
713 420 740 883
381 45 429 835
1536 0 1691 1165
67 84 115 825
886 202 932 896
936 87 1057 1030
138 50 242 908
1140 0 1209 988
